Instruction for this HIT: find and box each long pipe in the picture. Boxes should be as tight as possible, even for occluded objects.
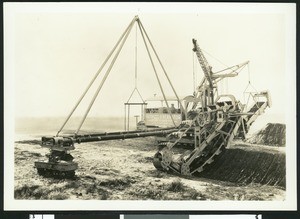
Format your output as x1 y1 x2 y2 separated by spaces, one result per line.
67 126 178 138
75 128 178 143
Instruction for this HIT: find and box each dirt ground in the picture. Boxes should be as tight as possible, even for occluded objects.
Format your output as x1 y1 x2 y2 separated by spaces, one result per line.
14 135 286 200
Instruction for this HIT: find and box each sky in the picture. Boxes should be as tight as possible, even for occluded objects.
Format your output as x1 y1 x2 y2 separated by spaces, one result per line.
5 3 295 124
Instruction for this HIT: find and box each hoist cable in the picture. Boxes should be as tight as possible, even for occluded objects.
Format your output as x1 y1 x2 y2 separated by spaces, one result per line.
193 51 196 93
137 20 176 127
126 88 137 103
126 87 145 103
248 61 251 83
243 63 258 107
202 48 228 68
127 22 145 104
202 48 242 75
243 63 257 93
75 17 137 134
56 16 137 137
135 88 145 102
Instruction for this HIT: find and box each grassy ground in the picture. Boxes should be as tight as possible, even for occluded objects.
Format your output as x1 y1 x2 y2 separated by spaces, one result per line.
14 136 285 200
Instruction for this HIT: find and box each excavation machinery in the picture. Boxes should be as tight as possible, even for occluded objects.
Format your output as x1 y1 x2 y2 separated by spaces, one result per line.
34 16 270 178
153 39 271 175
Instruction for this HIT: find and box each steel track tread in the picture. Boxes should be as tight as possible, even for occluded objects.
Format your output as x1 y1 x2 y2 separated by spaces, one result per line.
189 119 238 174
153 120 231 176
37 168 76 179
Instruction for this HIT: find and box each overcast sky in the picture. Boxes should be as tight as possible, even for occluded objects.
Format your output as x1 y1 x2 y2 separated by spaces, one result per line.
5 3 295 124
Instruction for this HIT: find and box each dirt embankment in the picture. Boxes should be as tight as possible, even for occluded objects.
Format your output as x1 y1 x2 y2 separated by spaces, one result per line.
199 144 285 188
247 123 286 146
199 123 286 187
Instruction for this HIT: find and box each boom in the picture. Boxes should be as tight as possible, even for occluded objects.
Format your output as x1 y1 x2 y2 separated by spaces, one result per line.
192 39 214 89
192 39 215 106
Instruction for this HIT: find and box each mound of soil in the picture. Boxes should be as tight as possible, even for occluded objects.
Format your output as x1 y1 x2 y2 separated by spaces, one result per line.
247 123 286 146
199 146 286 188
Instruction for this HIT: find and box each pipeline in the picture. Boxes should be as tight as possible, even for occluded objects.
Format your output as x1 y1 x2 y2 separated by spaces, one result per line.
42 127 178 147
75 128 178 143
65 127 177 138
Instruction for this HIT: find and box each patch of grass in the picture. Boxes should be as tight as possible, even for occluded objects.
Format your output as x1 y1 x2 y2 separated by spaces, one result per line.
166 180 185 192
129 187 163 200
86 183 98 194
85 183 109 200
99 177 136 190
203 184 276 201
128 183 209 200
48 192 68 200
189 190 208 200
64 181 81 189
14 185 45 199
149 170 166 178
93 168 120 176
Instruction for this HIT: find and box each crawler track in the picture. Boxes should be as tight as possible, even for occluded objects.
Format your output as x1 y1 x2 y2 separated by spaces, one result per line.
36 168 76 179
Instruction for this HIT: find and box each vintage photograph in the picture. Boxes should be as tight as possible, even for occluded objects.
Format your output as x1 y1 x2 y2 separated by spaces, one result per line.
4 3 296 210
